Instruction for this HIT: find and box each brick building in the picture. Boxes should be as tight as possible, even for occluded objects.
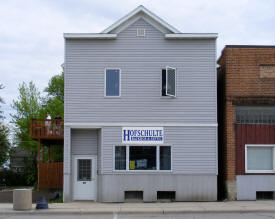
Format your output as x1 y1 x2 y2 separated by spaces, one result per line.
218 45 275 200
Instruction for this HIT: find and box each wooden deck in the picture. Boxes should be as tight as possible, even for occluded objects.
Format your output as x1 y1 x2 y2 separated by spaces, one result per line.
31 119 64 189
31 119 64 140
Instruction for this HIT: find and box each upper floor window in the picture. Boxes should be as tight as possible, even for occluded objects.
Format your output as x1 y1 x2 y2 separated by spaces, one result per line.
162 66 176 97
105 69 120 97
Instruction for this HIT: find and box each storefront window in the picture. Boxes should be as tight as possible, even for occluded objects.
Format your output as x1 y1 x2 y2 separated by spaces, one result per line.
129 146 156 170
246 145 275 173
160 146 171 170
115 146 126 170
114 145 171 171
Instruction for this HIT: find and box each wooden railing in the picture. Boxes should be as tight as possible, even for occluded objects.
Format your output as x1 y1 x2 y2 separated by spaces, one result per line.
31 119 64 139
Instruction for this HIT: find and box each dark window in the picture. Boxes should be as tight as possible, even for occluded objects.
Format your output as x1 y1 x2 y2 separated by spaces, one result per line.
162 69 167 96
115 146 126 170
236 107 275 124
125 191 143 201
256 191 274 200
129 146 156 170
78 159 91 181
105 69 120 96
157 191 175 201
160 146 171 170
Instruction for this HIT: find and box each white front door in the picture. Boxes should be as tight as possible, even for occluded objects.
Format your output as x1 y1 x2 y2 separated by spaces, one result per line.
73 155 97 200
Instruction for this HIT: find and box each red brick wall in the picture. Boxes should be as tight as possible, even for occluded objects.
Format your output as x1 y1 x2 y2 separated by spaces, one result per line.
218 47 275 182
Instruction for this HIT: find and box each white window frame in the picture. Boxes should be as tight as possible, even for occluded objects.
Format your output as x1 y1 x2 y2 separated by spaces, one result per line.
104 68 121 97
113 145 172 173
245 144 275 173
165 66 176 97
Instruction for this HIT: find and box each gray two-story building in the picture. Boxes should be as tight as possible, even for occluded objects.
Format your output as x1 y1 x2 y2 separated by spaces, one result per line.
63 5 218 202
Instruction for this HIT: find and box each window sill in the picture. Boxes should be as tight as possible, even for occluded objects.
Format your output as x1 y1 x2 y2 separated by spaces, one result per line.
113 170 173 173
160 96 176 99
245 170 275 174
104 96 121 98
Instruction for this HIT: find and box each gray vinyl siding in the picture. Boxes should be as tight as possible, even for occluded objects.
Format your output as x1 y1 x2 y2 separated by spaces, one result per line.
64 18 216 124
71 129 98 155
100 126 217 174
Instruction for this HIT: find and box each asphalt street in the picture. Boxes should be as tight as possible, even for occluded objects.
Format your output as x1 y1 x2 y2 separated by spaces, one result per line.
2 212 275 219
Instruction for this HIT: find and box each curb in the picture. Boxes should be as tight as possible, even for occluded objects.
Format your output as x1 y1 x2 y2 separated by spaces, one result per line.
2 209 275 215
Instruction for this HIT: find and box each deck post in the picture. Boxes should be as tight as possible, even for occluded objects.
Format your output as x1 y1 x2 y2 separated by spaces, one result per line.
37 139 40 190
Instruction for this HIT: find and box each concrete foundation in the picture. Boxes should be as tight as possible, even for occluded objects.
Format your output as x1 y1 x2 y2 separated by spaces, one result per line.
226 180 237 200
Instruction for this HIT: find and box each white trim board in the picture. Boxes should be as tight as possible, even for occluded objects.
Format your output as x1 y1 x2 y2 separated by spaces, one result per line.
165 33 218 39
65 122 218 128
63 33 117 39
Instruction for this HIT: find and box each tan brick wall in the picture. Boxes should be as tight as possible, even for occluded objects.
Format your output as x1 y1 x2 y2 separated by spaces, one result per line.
218 47 275 200
260 65 275 78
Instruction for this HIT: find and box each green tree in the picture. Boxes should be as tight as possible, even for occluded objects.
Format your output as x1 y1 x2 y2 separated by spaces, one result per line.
42 72 64 118
0 84 5 119
44 72 64 103
0 84 10 167
0 124 10 167
11 81 42 152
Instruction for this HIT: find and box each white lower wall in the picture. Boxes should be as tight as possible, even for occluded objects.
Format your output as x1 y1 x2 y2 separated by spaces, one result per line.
98 174 217 202
237 175 275 200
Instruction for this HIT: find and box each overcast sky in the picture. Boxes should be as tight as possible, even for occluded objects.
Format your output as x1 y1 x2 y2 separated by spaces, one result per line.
1 0 275 123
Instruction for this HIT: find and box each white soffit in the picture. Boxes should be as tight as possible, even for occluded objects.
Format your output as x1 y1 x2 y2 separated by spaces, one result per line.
165 33 218 39
101 5 180 34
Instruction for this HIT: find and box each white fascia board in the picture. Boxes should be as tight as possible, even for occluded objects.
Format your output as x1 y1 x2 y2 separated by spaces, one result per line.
63 33 117 39
65 122 218 128
102 5 180 34
165 33 218 39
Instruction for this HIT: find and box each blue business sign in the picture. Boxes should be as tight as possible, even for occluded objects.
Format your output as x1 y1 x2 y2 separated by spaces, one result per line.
122 127 164 144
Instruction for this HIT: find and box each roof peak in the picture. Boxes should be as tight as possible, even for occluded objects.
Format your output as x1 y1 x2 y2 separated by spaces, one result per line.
101 5 181 34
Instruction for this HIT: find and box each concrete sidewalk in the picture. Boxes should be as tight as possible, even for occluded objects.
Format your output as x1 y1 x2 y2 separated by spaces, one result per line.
0 201 275 215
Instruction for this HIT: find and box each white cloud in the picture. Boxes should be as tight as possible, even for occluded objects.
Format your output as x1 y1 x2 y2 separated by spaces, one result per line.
0 0 275 121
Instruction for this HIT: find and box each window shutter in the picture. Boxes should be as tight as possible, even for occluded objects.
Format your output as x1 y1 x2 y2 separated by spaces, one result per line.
166 66 176 97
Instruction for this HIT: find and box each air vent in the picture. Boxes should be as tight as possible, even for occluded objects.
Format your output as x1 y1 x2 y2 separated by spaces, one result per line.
137 28 146 37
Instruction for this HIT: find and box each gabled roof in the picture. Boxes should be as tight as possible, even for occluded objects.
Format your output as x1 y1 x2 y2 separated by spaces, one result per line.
64 5 218 39
101 5 181 34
